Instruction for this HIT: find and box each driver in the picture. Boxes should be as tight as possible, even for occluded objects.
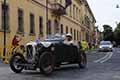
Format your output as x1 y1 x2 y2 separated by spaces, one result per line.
64 33 74 45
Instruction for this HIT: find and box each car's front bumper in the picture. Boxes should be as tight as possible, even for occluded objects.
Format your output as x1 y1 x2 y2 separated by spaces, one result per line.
98 48 113 52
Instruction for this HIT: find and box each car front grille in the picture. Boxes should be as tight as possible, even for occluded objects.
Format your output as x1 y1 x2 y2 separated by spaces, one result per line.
26 45 33 60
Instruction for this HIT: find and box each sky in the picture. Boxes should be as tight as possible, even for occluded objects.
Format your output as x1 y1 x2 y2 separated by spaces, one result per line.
87 0 120 31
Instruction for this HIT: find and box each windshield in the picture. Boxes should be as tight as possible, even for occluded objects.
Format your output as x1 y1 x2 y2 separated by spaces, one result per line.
100 41 111 45
44 34 65 42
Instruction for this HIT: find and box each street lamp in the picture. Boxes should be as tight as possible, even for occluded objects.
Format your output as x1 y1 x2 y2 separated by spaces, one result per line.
3 0 7 61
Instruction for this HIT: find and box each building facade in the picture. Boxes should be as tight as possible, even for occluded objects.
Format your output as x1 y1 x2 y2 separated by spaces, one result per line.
0 0 96 57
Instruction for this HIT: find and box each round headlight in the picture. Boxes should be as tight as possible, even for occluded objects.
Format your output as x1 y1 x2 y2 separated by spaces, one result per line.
51 47 55 51
109 45 112 48
99 46 102 48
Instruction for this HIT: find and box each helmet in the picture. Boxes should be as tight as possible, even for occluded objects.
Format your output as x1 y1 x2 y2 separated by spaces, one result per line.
66 33 72 37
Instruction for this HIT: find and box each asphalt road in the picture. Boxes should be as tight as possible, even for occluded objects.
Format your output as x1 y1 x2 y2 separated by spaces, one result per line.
0 48 120 80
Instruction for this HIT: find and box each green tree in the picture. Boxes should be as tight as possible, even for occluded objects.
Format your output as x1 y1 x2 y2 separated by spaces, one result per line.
114 23 120 45
103 25 114 42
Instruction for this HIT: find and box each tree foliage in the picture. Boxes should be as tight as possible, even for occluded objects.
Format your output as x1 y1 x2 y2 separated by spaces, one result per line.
103 25 114 42
114 23 120 45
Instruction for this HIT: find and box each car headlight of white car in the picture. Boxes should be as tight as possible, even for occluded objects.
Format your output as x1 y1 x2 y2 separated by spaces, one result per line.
109 45 112 48
99 46 102 48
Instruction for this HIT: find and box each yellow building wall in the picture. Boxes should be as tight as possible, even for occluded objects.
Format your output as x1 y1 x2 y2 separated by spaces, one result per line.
8 0 47 43
0 0 47 58
0 0 96 60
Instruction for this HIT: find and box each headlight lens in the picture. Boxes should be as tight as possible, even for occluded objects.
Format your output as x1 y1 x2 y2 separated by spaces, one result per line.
99 46 102 48
109 45 112 48
51 47 55 51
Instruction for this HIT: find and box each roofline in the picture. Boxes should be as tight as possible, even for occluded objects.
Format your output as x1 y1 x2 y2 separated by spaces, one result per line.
83 0 96 23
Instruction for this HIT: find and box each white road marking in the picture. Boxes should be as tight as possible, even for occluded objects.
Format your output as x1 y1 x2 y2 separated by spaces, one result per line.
113 75 120 79
94 52 110 63
94 52 113 63
100 52 113 63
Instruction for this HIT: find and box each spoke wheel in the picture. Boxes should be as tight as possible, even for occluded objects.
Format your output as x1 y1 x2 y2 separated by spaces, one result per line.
9 53 25 73
39 52 54 75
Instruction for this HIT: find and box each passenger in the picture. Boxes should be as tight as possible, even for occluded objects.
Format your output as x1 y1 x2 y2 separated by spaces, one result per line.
35 35 41 44
12 34 22 47
64 33 74 45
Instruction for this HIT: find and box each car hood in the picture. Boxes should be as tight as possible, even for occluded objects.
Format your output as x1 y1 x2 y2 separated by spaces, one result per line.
26 41 52 48
40 41 52 48
26 41 37 46
99 45 112 48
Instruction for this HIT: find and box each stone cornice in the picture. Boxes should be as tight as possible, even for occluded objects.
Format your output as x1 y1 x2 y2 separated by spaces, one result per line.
82 0 96 23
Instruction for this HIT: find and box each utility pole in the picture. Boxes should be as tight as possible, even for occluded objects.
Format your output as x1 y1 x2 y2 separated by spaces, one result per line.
3 0 7 61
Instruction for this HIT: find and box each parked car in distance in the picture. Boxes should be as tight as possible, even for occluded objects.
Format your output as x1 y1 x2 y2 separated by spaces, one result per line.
98 41 113 52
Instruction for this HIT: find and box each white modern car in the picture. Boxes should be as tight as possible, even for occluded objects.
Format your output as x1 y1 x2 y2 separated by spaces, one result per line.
98 41 113 52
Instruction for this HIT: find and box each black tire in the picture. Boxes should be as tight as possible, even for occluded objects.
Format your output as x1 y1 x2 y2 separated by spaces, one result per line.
78 50 87 69
9 53 25 73
55 63 61 68
39 52 54 75
110 49 113 52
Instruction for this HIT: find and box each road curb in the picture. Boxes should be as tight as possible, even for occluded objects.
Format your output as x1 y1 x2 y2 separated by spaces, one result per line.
0 59 8 67
86 49 97 54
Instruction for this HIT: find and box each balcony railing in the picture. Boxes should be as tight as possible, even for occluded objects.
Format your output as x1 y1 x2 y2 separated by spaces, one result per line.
51 3 66 16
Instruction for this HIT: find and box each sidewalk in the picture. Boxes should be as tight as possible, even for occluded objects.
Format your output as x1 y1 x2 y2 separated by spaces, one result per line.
0 59 8 67
87 49 98 54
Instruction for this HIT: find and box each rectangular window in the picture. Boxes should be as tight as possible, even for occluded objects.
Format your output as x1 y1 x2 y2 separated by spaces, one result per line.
69 5 72 17
70 28 72 35
60 24 63 34
2 4 9 30
66 26 68 34
60 0 62 4
30 13 35 34
79 32 82 41
74 29 76 40
79 10 81 22
77 30 79 40
73 5 75 19
47 20 51 35
39 16 43 35
76 7 78 20
18 9 24 33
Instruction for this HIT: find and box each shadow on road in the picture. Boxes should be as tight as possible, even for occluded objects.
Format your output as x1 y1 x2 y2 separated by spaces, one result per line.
20 65 88 77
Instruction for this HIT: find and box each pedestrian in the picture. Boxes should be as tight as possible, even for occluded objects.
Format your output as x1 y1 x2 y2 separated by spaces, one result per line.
81 40 88 51
88 42 92 50
12 34 22 47
78 41 82 50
